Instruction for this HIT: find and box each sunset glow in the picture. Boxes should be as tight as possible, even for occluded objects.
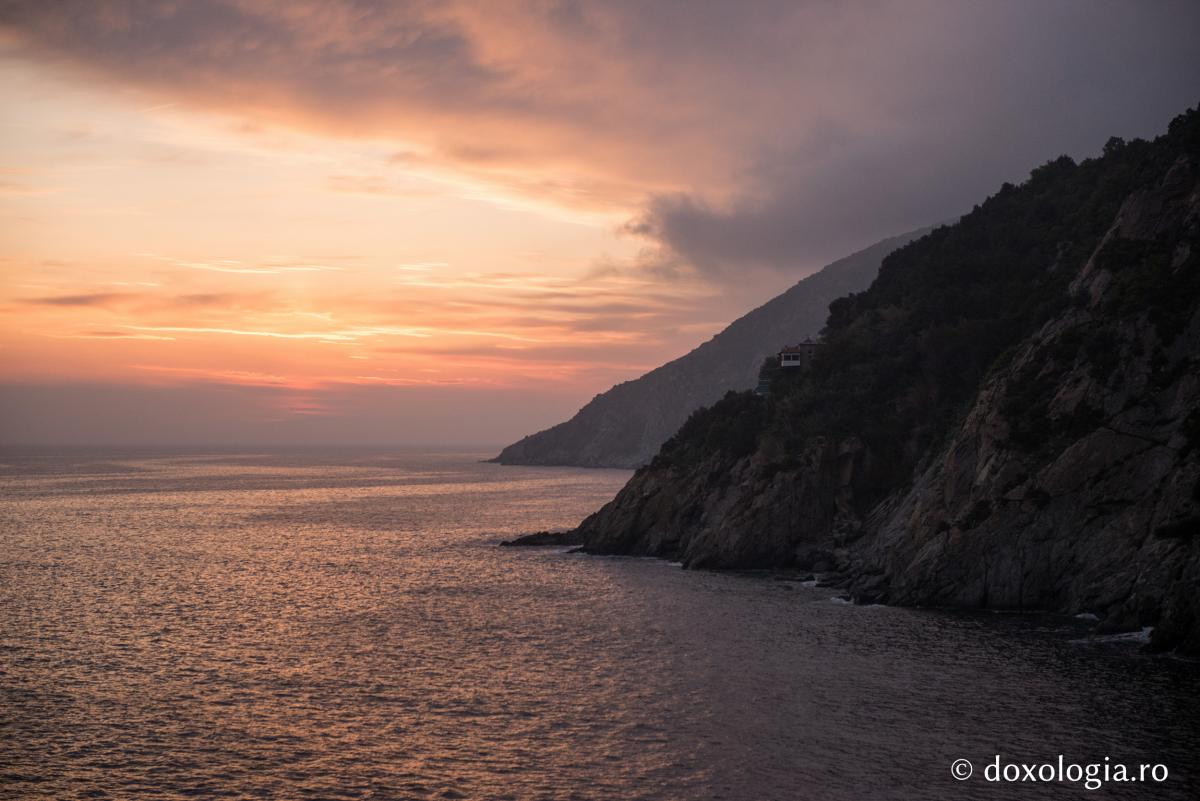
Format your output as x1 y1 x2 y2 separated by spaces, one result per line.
0 58 709 391
2 1 1196 445
4 5 1200 800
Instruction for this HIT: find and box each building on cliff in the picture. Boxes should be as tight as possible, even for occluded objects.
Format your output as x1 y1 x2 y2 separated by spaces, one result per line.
757 339 824 395
779 339 822 369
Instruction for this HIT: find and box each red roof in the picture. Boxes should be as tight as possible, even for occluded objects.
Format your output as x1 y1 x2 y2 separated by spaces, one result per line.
779 340 821 354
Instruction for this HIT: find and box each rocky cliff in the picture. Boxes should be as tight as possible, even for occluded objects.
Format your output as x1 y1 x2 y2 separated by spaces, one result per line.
571 108 1200 653
491 229 929 468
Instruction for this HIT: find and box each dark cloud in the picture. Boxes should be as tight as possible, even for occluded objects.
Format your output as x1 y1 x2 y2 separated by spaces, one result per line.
171 293 265 308
2 1 1198 279
23 292 134 307
0 0 498 112
626 3 1200 276
22 290 268 310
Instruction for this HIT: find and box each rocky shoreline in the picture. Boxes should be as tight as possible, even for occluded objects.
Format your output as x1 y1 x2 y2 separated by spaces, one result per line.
499 530 579 547
523 112 1200 656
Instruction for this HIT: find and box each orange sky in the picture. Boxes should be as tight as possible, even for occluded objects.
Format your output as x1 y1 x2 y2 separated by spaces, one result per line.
0 52 730 407
1 1 1196 446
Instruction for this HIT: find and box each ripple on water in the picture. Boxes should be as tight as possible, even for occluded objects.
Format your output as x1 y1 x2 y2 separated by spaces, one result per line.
1 451 1198 800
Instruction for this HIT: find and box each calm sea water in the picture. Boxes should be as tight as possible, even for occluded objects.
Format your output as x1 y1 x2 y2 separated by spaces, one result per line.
1 451 1197 800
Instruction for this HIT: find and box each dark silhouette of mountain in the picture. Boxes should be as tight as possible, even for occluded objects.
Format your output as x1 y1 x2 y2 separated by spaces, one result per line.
492 228 931 468
567 106 1200 654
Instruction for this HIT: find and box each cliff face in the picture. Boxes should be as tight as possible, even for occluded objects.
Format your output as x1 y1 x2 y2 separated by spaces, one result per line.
572 109 1200 653
846 154 1200 653
491 229 930 468
574 390 875 568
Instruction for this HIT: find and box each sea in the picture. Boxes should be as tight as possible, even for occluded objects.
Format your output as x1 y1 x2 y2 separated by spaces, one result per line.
1 450 1197 800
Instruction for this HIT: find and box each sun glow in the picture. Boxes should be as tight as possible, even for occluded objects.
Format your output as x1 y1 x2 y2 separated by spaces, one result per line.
0 55 722 411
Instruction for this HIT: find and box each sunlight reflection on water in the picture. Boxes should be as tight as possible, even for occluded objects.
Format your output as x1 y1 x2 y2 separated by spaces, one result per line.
2 451 1197 800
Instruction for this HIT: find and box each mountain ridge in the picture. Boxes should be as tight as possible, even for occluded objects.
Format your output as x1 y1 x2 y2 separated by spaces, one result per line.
568 107 1200 653
492 228 932 468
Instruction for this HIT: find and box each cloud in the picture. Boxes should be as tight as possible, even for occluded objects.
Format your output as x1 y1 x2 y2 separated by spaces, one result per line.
168 259 344 275
23 292 135 307
2 0 1198 281
54 330 176 341
21 289 271 312
618 3 1200 276
11 264 711 364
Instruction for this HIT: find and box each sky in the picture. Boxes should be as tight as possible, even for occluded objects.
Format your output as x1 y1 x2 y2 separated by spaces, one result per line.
1 0 1197 448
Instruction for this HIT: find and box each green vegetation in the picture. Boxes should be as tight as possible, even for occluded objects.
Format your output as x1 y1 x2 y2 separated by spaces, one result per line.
651 390 767 469
649 106 1200 505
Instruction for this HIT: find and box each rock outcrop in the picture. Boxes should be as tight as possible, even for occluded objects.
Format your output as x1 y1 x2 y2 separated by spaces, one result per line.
569 109 1200 653
844 150 1200 653
499 530 577 547
491 228 930 468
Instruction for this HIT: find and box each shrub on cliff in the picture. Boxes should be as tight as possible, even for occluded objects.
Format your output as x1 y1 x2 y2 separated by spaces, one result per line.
650 390 767 470
662 106 1200 504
